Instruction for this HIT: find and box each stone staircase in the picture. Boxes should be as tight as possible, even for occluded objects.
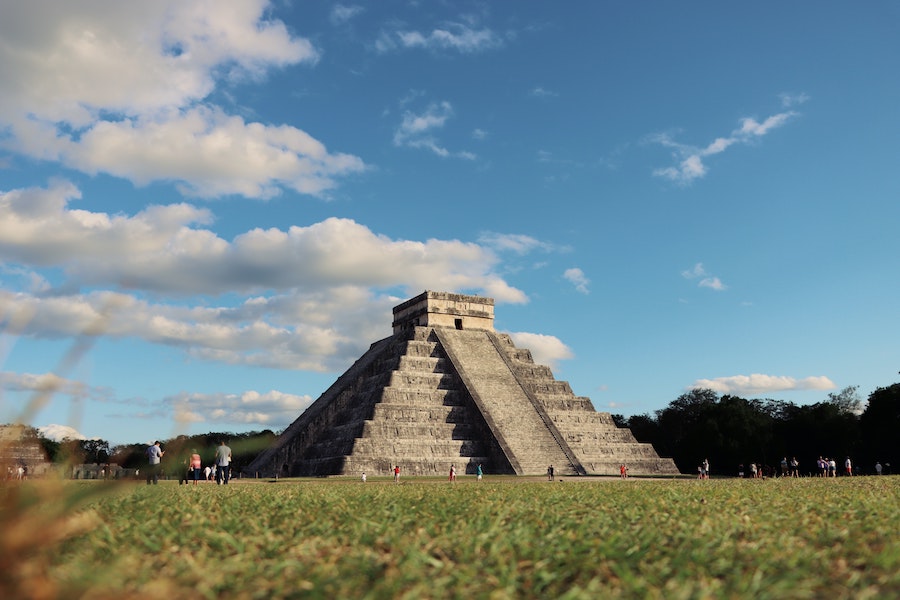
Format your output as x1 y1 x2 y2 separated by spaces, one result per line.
492 333 680 476
434 328 581 476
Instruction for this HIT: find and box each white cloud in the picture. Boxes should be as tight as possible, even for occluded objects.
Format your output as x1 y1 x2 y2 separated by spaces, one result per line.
0 288 387 372
379 23 502 54
738 113 794 137
393 101 474 159
0 1 364 199
563 268 590 294
530 87 558 98
507 332 574 370
681 262 727 292
780 92 811 108
652 104 800 184
37 424 92 442
330 4 364 25
167 390 313 428
0 371 91 398
477 233 558 255
0 181 539 371
0 182 524 299
698 277 726 291
689 374 836 396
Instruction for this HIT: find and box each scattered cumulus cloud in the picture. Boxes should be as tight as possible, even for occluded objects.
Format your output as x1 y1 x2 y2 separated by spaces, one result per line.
330 4 364 25
780 92 811 108
652 103 802 184
393 101 475 159
507 332 574 370
37 424 92 442
563 268 590 294
530 87 558 98
0 371 94 398
478 232 560 255
376 22 502 54
0 1 364 199
681 262 727 292
0 181 536 371
689 374 836 396
167 390 313 429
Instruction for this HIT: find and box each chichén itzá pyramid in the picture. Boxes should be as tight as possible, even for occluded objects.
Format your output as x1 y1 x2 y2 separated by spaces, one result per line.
246 291 679 478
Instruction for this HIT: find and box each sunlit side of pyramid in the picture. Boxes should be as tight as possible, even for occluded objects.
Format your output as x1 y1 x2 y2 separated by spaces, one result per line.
246 291 680 477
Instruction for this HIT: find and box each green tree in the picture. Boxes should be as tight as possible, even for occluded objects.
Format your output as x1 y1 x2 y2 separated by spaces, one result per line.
80 439 111 464
654 389 720 472
859 383 900 471
827 385 863 415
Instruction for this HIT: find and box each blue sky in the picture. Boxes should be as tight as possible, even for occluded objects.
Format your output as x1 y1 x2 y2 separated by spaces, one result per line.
1 1 898 446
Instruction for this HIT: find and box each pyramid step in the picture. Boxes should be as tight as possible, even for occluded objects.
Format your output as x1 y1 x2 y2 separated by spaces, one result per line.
350 438 486 457
360 421 480 439
396 355 448 373
573 443 666 459
579 458 680 477
511 364 555 379
549 411 619 427
370 404 474 423
378 388 465 406
524 381 574 395
562 429 638 444
402 339 441 357
388 371 456 389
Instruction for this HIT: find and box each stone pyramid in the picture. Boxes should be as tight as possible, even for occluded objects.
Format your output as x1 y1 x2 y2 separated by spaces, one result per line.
246 291 679 478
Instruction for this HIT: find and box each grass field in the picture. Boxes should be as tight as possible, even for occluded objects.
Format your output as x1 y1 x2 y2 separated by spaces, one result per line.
3 475 899 599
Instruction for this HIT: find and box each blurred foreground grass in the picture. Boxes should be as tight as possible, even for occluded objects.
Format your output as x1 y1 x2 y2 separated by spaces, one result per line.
3 476 899 599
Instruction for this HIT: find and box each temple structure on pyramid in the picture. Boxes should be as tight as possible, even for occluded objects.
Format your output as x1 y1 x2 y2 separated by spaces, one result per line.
246 291 679 478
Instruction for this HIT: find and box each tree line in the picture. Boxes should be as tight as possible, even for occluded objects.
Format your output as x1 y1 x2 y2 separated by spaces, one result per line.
613 383 900 476
13 428 276 478
8 382 899 479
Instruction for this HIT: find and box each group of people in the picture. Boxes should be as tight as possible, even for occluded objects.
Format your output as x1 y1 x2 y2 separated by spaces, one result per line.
816 456 854 477
733 456 889 478
145 440 233 485
697 459 710 479
5 465 28 480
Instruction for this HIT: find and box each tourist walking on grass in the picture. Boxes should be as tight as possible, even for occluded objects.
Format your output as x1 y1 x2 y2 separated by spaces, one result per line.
215 440 232 485
449 464 456 482
476 464 483 481
620 464 627 479
547 465 555 481
844 456 852 476
190 450 202 485
790 457 799 478
393 465 400 483
146 441 164 485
